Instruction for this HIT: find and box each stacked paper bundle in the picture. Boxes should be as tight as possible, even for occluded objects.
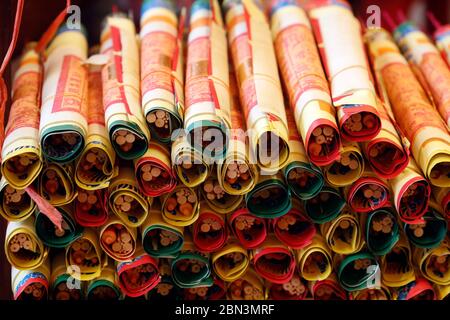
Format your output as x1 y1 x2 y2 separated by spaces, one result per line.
1 0 450 301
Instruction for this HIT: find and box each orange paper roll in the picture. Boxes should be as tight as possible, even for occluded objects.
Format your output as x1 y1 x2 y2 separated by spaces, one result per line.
224 0 290 171
270 1 340 166
306 0 381 142
1 43 43 189
366 27 450 188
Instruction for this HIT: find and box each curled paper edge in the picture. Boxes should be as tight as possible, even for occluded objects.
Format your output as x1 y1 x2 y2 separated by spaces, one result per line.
25 187 63 231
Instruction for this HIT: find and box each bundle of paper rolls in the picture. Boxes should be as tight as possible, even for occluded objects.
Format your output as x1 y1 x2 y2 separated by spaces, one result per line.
2 0 450 301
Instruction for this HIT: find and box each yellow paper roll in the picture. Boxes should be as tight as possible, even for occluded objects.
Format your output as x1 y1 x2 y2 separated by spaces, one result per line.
226 267 265 300
38 162 76 206
201 173 243 214
0 177 36 221
212 238 249 282
99 216 138 262
161 184 200 227
296 233 333 281
414 236 450 286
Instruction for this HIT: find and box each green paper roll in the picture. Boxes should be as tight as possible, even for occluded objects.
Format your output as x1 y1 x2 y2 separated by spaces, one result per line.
283 161 324 200
304 186 346 224
338 252 380 292
364 207 400 256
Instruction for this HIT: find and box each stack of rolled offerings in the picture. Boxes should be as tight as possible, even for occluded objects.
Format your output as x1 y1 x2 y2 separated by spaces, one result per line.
184 0 231 160
100 13 150 160
306 0 381 142
224 0 290 171
365 27 450 188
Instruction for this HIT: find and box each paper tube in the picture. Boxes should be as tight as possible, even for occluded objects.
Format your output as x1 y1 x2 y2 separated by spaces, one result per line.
282 102 324 200
183 277 226 300
116 246 161 297
337 252 380 292
322 140 364 188
381 233 415 288
211 237 249 281
140 0 184 143
307 0 381 142
5 216 48 270
217 69 258 195
201 173 243 214
0 177 36 222
296 233 333 281
35 205 83 248
433 186 450 219
192 202 228 252
74 187 108 227
224 0 290 171
270 1 341 166
141 200 184 257
99 216 137 261
394 278 436 300
74 61 116 190
38 162 77 206
226 268 265 300
51 251 84 300
228 205 267 249
434 25 450 66
394 22 450 128
11 258 50 300
40 26 88 163
366 27 450 187
266 274 308 300
185 0 231 160
320 206 364 255
272 199 316 249
304 186 346 224
309 273 347 300
108 166 150 228
86 258 121 300
100 14 150 160
134 141 177 197
413 236 450 286
351 286 391 300
1 43 43 189
245 172 291 218
161 184 199 227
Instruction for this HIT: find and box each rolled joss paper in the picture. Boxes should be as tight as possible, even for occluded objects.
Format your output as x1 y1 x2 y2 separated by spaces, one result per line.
394 22 450 128
74 188 108 227
226 268 265 300
74 60 116 190
272 199 316 249
270 1 340 166
192 202 228 252
404 203 447 249
381 233 415 288
267 274 308 300
362 207 400 256
141 200 184 258
183 277 226 300
1 43 43 189
185 0 231 160
5 216 48 270
171 132 210 187
296 233 333 281
389 158 431 223
394 278 436 300
35 206 83 248
245 172 291 218
86 259 121 300
116 247 160 297
434 24 450 66
224 0 290 171
337 252 380 292
161 184 200 227
320 206 364 255
201 173 243 214
99 216 137 261
171 236 213 288
228 206 267 249
135 142 177 197
282 103 324 200
322 140 364 188
309 273 347 300
100 14 150 160
38 162 76 206
217 69 258 195
435 284 450 300
307 0 381 142
40 26 88 163
304 186 346 224
433 186 450 219
351 286 391 300
65 228 104 281
0 177 36 221
11 258 50 300
366 27 450 187
51 252 84 300
140 0 184 143
108 166 150 228
413 236 450 286
343 169 390 213
211 238 249 281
